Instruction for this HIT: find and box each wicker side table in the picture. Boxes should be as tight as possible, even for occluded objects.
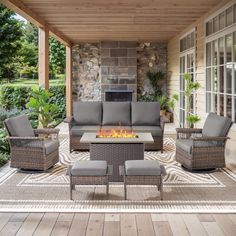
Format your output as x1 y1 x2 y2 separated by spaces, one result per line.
119 160 167 200
67 161 113 200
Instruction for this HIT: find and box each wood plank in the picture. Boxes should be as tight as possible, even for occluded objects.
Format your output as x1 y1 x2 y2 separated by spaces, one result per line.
152 221 173 236
9 213 29 223
151 214 168 222
15 213 43 236
202 222 226 236
51 221 71 236
197 214 215 222
0 213 13 231
182 214 207 236
167 214 190 236
120 214 137 236
0 222 22 236
136 214 155 236
86 214 104 236
57 213 74 222
214 214 236 236
105 214 120 222
33 213 58 236
103 221 120 236
68 213 89 236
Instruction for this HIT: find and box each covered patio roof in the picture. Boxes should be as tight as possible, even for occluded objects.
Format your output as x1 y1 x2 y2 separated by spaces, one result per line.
2 0 223 44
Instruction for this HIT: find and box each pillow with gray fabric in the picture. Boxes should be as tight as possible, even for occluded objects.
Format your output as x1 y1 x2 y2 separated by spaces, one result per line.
132 102 160 126
73 101 102 125
202 112 232 137
4 115 35 137
102 102 131 126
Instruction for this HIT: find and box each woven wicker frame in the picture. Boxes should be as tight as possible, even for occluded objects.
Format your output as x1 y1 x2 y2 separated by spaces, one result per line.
4 124 60 171
68 165 113 200
119 166 164 200
176 128 229 171
90 143 144 182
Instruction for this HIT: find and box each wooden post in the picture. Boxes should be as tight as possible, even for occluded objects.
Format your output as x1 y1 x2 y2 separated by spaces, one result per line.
66 46 72 116
38 27 49 90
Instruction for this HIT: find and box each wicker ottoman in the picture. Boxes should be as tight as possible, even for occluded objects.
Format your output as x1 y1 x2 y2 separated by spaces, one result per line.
119 160 167 200
67 160 113 200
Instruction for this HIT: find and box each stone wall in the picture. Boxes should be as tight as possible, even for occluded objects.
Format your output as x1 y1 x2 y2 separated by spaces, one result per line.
72 43 101 101
100 41 137 101
137 42 167 98
72 42 167 101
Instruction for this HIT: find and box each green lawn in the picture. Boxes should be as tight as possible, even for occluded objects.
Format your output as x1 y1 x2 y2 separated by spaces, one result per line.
0 78 65 87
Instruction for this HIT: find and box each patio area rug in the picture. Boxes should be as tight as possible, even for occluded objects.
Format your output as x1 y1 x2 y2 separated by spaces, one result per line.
0 136 236 213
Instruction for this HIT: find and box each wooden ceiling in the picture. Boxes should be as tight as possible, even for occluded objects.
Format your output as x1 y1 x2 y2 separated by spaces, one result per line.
4 0 224 44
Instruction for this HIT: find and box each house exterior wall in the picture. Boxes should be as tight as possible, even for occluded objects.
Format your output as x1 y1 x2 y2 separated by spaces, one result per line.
167 0 232 127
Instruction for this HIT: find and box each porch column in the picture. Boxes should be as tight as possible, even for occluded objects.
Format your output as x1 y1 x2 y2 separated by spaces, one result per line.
38 27 49 89
66 46 72 116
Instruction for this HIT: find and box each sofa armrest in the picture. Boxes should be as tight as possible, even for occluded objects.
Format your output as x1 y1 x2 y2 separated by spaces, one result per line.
160 117 165 131
176 128 202 139
7 136 44 148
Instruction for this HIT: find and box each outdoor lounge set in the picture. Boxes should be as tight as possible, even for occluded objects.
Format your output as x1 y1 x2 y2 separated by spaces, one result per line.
3 101 232 200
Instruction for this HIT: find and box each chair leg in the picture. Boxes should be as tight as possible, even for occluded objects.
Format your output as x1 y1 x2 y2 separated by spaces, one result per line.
159 177 163 201
106 182 109 200
70 178 73 200
124 183 127 200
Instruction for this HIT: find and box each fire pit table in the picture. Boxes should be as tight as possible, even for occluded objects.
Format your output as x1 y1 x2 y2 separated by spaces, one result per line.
80 132 154 181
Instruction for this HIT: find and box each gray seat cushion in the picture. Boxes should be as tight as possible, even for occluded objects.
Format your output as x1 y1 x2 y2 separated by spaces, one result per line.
132 126 162 136
4 115 35 137
24 139 59 155
176 139 220 154
102 102 131 126
101 126 132 131
71 160 107 176
71 125 101 136
202 112 232 137
125 160 163 176
132 102 160 126
73 102 102 125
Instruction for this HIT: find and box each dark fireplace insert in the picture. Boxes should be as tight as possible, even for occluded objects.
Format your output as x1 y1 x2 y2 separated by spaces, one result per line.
105 90 133 102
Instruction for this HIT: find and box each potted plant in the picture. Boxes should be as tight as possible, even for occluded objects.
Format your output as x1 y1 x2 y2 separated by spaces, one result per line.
184 73 201 128
26 86 59 128
146 70 164 97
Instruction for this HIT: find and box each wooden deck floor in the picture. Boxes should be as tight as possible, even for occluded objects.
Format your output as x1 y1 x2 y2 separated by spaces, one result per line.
0 213 236 236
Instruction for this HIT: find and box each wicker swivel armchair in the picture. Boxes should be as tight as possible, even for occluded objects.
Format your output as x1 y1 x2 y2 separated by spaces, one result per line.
4 115 60 171
176 113 232 171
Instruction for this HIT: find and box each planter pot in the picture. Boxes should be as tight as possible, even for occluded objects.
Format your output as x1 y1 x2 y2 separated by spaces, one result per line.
160 109 166 117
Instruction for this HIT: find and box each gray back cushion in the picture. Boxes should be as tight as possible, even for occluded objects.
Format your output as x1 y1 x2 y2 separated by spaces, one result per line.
4 115 35 137
102 102 131 126
73 101 102 125
202 112 232 137
132 102 160 126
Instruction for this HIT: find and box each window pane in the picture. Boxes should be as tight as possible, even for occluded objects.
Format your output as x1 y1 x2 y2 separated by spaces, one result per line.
234 4 236 23
206 92 211 112
219 66 224 93
190 32 195 48
206 20 213 36
219 12 225 30
226 34 232 63
206 68 211 91
226 96 232 118
235 97 236 121
186 34 191 50
213 67 218 92
180 75 184 90
226 66 232 94
220 95 224 116
219 37 224 65
206 42 211 66
226 6 233 27
213 40 218 65
213 16 219 33
180 92 185 108
234 32 236 62
180 39 183 52
214 93 218 113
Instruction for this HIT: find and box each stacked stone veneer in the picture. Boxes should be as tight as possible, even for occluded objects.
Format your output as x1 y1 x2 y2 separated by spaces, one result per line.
101 41 137 101
72 42 167 101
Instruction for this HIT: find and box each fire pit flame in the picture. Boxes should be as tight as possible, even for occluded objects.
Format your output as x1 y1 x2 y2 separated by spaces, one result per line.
97 127 137 138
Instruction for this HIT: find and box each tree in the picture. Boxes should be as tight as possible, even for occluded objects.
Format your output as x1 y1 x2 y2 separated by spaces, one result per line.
0 4 23 81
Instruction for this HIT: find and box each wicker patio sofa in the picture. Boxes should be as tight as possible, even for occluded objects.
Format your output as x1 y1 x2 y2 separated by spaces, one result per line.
176 112 232 171
64 101 164 152
4 114 60 171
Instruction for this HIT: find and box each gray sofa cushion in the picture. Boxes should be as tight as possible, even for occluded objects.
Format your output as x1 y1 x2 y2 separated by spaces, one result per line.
132 126 163 136
73 102 102 125
102 102 131 126
71 126 101 136
101 126 132 131
176 139 220 154
71 160 107 176
132 102 160 126
125 160 164 176
24 139 59 154
4 115 35 137
202 112 232 137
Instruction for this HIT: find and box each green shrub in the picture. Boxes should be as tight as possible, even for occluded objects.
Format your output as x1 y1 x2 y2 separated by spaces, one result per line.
0 152 9 168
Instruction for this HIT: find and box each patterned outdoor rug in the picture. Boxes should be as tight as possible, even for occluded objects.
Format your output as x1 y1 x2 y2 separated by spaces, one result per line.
0 136 236 213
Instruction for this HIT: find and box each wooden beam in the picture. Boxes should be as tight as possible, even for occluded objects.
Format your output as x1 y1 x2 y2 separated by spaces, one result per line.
66 46 72 116
1 0 71 46
38 27 49 90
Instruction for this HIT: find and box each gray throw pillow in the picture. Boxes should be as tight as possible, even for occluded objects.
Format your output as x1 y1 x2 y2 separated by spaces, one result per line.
102 102 131 126
73 102 102 125
132 102 160 126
